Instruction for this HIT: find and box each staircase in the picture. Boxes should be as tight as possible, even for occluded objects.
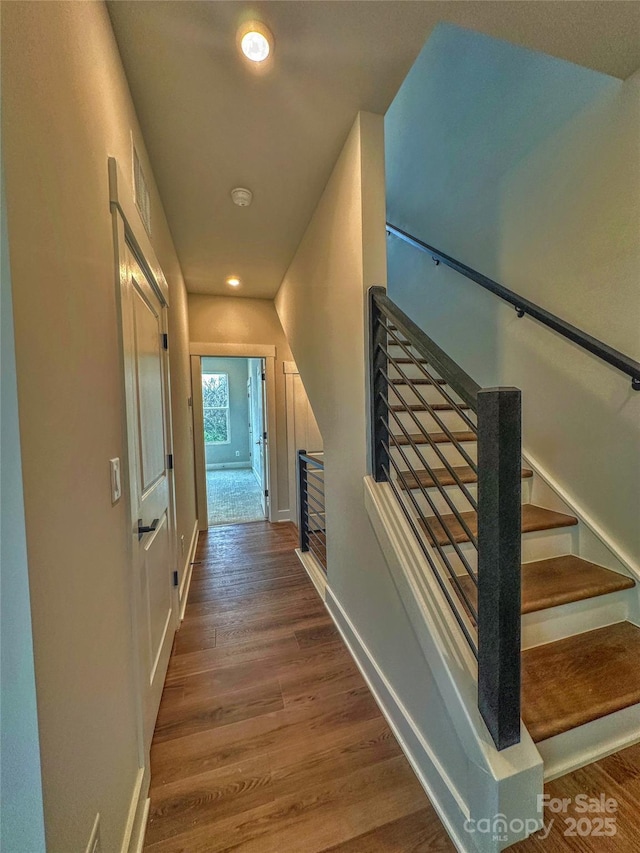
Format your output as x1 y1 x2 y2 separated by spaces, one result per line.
368 286 640 789
387 320 640 752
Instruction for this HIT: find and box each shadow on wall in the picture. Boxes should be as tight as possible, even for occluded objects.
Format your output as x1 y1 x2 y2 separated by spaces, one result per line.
385 22 620 382
385 23 640 560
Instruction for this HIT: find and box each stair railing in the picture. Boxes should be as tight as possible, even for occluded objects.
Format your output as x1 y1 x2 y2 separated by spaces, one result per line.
386 222 640 391
297 450 327 573
369 286 522 750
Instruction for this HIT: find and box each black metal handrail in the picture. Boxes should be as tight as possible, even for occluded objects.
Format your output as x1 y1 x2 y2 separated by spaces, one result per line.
387 222 640 391
298 450 326 572
369 286 521 751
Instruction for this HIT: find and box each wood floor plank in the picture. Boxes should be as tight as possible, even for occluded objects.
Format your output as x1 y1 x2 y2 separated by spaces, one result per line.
150 687 382 788
153 679 285 743
145 755 428 853
295 621 342 649
147 720 402 846
320 808 456 852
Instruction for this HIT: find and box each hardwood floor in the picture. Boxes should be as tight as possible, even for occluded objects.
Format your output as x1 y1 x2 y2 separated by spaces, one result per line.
513 743 640 852
144 521 454 852
145 520 640 852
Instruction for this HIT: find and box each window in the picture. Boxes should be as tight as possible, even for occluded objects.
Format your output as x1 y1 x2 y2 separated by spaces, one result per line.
202 373 230 444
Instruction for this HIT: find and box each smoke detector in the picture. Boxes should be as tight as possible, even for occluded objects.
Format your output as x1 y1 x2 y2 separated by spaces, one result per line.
231 187 253 207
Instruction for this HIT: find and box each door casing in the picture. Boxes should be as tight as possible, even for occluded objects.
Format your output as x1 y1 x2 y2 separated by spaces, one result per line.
109 157 178 827
190 344 279 531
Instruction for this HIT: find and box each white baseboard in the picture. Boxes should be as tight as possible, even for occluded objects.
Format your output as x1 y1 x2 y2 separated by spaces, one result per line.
207 461 252 470
121 766 149 853
325 588 471 853
179 520 199 621
295 548 327 600
131 799 150 853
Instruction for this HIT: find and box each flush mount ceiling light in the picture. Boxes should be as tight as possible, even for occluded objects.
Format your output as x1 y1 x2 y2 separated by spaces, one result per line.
226 276 241 288
230 187 253 207
237 20 273 63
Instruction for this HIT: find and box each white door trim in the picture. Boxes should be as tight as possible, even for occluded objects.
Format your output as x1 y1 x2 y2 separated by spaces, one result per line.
190 349 279 528
190 342 276 359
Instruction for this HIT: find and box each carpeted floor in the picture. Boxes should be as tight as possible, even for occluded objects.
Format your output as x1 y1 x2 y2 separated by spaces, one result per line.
206 468 265 526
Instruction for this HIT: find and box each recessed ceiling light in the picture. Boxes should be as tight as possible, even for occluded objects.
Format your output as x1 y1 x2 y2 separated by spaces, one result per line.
238 21 273 63
226 276 241 288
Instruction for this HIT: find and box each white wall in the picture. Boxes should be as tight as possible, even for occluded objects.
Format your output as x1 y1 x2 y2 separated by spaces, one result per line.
202 357 251 467
1 3 196 850
0 163 46 853
385 24 640 562
275 111 470 813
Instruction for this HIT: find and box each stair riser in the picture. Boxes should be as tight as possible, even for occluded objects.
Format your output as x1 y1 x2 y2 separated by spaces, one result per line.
522 589 632 650
397 477 532 515
538 703 640 783
390 409 474 432
437 526 578 575
390 442 477 470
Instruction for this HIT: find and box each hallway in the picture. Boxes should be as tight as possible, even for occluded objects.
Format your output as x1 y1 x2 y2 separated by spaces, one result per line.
144 522 453 851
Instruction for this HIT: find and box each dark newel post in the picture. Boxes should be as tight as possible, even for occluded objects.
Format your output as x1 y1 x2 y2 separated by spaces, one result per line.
477 387 522 750
298 450 309 552
368 287 389 482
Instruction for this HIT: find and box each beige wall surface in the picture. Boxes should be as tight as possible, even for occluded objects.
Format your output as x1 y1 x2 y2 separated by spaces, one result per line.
188 294 293 514
385 26 640 561
275 112 469 790
1 2 196 851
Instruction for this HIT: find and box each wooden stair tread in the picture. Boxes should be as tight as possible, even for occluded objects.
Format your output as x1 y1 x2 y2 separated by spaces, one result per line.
391 377 446 386
419 503 578 546
455 555 634 618
393 431 476 447
390 403 471 412
399 465 532 489
520 555 634 613
522 622 640 742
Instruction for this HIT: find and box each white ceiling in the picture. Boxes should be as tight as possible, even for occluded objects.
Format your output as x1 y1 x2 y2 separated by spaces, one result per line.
108 1 640 299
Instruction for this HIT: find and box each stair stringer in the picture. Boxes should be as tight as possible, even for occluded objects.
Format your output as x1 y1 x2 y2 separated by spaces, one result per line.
522 449 640 588
364 476 544 853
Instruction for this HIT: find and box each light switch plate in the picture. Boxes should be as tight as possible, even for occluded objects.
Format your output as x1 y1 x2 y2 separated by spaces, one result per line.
109 458 122 504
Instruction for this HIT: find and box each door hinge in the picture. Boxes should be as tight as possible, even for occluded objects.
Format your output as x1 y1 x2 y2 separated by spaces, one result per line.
264 488 269 498
172 570 179 587
263 431 267 441
166 453 174 470
261 371 266 381
161 333 168 350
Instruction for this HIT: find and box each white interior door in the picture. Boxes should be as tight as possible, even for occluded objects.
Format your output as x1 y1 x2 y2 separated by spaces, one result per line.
123 245 176 749
248 358 268 516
